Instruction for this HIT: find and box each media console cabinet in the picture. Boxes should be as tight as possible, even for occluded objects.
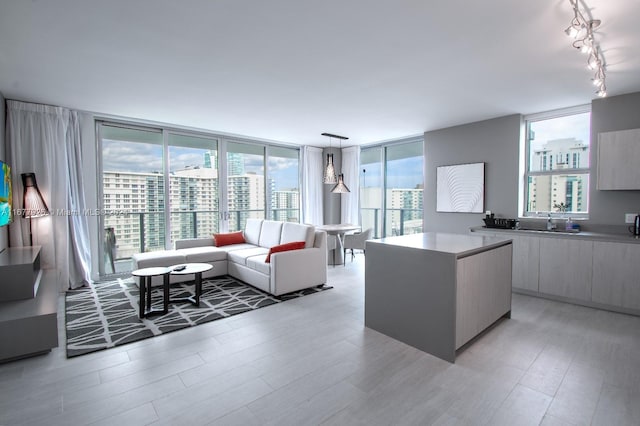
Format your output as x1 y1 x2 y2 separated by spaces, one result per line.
0 246 58 362
365 233 513 363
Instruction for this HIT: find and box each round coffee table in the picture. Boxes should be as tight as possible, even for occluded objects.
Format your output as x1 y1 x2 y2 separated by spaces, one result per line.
131 266 172 318
169 263 213 307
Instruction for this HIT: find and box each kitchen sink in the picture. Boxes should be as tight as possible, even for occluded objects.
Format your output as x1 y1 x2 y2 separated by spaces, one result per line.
518 227 580 234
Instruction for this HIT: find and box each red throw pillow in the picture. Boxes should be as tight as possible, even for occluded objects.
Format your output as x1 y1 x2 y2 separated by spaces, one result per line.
213 231 245 247
265 241 306 263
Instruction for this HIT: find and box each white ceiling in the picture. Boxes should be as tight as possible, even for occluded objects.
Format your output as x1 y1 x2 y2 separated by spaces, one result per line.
1 0 639 147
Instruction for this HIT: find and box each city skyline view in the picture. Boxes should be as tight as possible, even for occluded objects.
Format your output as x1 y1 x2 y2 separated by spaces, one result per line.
102 139 299 190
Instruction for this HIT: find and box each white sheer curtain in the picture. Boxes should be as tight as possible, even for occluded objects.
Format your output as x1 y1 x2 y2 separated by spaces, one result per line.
301 146 324 225
6 100 92 290
341 145 360 225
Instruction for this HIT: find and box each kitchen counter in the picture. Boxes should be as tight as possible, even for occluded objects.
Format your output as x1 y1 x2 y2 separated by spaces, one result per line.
470 226 640 244
373 232 513 257
365 232 513 363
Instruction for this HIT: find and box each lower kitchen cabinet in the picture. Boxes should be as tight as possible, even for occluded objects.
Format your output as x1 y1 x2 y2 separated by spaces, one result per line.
472 227 640 315
539 238 593 302
511 235 540 292
592 242 640 310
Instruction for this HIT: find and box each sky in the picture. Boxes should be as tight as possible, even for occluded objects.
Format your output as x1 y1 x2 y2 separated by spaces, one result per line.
529 112 591 150
102 140 298 190
361 156 423 189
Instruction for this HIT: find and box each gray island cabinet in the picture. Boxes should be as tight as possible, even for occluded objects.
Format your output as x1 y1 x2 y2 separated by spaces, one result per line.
365 233 513 363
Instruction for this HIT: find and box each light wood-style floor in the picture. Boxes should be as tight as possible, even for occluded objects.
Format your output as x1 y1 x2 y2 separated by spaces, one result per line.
2 257 640 426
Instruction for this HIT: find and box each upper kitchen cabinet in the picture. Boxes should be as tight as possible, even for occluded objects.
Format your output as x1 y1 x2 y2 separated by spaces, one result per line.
597 128 640 190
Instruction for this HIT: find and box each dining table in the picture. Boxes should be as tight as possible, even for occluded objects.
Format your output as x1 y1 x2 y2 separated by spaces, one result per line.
317 224 361 265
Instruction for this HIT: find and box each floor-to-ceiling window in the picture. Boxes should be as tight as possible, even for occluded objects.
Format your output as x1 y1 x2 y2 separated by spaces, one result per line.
98 122 300 277
225 141 265 231
168 133 219 244
385 141 424 236
360 147 383 238
100 124 165 275
268 146 300 222
360 138 424 237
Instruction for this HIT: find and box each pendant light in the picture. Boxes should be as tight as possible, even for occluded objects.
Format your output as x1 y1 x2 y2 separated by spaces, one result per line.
321 132 350 194
332 173 350 193
322 134 337 184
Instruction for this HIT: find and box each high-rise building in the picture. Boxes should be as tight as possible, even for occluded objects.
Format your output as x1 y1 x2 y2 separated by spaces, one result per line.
272 189 300 222
227 152 244 176
103 168 218 260
389 187 423 235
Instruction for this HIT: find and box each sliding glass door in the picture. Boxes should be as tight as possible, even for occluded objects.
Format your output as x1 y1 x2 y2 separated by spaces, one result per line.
168 133 219 246
361 147 383 238
360 138 424 238
100 124 165 275
385 141 424 236
268 146 300 222
225 141 265 231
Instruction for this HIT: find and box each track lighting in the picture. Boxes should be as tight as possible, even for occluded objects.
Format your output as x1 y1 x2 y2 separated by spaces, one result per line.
565 0 607 98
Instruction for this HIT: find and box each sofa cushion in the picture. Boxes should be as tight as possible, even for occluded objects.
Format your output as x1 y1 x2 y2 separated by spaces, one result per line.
244 219 263 245
216 243 258 252
175 238 214 250
213 231 245 247
246 255 270 275
180 246 227 263
132 250 185 269
227 247 270 266
259 220 283 248
281 223 315 248
265 241 306 263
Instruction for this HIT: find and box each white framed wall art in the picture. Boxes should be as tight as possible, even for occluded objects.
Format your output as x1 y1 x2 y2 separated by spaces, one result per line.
436 162 485 213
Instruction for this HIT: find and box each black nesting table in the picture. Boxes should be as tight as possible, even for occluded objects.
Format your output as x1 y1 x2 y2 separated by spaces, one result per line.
169 263 213 307
131 266 171 318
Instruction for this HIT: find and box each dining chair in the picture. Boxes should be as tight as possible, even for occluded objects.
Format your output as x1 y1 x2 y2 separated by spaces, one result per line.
343 228 372 265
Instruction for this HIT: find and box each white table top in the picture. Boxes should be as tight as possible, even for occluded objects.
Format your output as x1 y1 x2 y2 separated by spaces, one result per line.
131 266 172 277
168 263 213 275
317 224 360 234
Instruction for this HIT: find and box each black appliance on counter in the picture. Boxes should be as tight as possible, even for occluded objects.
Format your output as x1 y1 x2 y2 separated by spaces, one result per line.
630 214 640 236
483 215 518 229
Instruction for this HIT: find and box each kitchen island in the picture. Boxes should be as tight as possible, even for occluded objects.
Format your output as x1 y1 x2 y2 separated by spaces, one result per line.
365 232 513 363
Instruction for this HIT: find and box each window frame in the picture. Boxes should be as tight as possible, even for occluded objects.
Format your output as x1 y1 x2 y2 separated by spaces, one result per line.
522 105 591 219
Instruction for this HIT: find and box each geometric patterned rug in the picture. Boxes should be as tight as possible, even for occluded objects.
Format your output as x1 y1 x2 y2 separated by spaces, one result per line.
65 275 331 358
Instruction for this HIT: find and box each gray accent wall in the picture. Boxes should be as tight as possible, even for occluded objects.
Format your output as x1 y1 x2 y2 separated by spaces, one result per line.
589 92 640 226
0 91 6 251
424 114 521 233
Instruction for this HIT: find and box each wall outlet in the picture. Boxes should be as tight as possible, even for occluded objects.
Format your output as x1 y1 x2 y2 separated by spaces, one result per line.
625 213 637 224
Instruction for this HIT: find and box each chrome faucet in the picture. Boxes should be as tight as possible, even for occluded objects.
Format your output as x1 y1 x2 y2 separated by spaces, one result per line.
547 214 556 231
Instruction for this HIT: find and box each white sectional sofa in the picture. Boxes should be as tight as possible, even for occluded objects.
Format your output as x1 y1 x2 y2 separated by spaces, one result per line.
131 219 328 296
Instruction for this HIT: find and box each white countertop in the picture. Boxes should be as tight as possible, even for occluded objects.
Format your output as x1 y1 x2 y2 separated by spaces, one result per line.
470 226 640 244
369 232 512 257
